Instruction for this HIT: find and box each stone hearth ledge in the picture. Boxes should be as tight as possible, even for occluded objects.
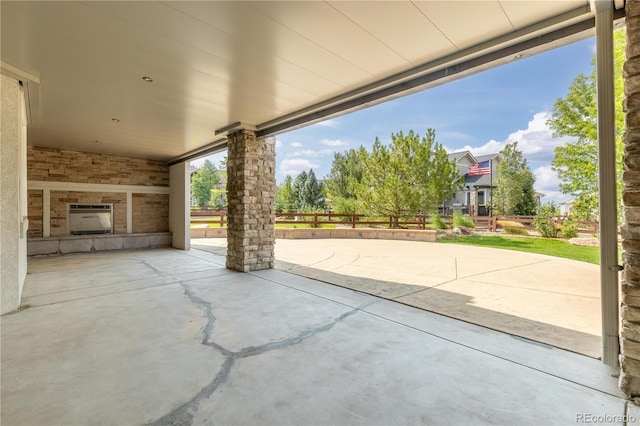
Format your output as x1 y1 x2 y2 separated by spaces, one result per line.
27 232 172 255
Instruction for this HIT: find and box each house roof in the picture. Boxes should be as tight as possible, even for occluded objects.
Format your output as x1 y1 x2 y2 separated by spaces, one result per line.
1 1 618 162
464 174 493 188
474 153 500 163
447 151 476 163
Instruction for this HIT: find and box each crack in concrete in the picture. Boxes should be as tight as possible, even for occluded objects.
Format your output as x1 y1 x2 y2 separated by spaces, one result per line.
179 282 217 346
149 293 376 426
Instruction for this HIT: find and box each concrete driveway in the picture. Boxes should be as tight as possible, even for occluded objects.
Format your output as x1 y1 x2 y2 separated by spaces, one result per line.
193 238 601 358
2 245 627 425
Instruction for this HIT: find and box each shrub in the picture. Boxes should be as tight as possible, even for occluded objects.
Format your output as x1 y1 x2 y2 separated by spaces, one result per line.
504 227 529 236
560 216 578 238
497 220 525 229
431 214 448 230
453 212 475 228
534 203 559 238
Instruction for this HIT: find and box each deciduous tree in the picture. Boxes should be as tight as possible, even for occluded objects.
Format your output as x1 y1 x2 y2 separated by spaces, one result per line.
191 160 220 210
493 142 536 216
548 28 625 221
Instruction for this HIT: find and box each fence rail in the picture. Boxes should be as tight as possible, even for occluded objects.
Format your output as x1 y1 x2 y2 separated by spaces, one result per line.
190 211 599 234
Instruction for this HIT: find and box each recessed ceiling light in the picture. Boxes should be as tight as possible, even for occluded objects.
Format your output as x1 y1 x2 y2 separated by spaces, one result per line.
142 76 153 82
112 118 120 122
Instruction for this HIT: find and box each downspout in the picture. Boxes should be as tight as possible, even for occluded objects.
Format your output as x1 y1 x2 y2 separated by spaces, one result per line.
594 0 620 368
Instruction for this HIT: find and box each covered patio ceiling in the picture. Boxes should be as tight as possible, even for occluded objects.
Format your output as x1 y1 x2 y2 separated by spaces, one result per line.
0 1 623 162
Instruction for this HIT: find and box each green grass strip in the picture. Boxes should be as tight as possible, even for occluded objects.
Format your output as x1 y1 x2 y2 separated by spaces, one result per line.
438 236 600 265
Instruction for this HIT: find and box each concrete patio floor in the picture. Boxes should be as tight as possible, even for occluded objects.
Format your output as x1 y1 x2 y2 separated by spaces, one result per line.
1 246 632 425
193 238 602 358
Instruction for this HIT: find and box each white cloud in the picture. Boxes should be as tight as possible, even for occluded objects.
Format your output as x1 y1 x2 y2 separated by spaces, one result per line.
449 112 576 162
275 138 283 148
533 165 559 191
320 138 347 147
532 165 572 205
290 141 303 147
280 159 320 176
314 119 340 129
288 149 335 157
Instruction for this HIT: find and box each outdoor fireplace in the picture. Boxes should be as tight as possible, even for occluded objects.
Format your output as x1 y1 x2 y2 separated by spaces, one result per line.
68 204 113 235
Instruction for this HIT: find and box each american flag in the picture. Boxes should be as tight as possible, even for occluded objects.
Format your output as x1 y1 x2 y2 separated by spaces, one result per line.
467 161 491 176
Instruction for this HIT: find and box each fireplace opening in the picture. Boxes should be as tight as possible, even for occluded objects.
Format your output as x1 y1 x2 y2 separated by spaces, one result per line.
68 204 113 235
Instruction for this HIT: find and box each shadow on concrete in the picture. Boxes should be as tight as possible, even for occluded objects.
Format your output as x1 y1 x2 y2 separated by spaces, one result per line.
192 242 601 358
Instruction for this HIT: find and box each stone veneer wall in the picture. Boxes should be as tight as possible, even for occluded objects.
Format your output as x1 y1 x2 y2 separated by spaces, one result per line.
27 190 43 238
226 130 275 272
27 146 170 238
621 0 640 396
132 194 169 233
27 146 169 185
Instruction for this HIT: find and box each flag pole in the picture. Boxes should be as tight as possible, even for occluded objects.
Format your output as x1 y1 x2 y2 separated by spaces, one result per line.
489 158 493 217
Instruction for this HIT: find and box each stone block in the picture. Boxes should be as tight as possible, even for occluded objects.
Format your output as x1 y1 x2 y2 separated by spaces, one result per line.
625 267 640 285
123 236 150 249
620 371 640 397
623 305 640 322
624 339 640 362
27 240 60 256
622 225 640 240
624 190 640 206
60 238 93 254
623 323 640 342
93 236 124 251
626 207 640 225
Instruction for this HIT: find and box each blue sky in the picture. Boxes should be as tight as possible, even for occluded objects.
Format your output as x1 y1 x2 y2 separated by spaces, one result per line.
203 36 596 205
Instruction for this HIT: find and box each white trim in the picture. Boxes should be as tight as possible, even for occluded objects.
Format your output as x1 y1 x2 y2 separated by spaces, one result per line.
43 189 50 238
127 192 133 234
30 180 169 236
28 180 170 194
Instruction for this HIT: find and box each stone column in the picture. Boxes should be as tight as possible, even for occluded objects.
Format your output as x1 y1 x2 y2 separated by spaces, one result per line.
226 129 275 272
469 188 477 217
620 0 640 396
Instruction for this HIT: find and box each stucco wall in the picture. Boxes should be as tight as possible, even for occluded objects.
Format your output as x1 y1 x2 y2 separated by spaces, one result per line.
1 74 27 315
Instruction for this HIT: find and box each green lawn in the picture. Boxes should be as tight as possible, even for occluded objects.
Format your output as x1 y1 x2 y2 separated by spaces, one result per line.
438 235 600 265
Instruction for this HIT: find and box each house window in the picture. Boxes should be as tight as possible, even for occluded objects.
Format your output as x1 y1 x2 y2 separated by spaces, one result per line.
478 190 485 206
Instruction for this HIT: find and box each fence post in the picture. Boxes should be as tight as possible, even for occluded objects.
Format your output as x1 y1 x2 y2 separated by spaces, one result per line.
220 213 224 228
492 217 497 232
313 214 318 228
352 214 356 229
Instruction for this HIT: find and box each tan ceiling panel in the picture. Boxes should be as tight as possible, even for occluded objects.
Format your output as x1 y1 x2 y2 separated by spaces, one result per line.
328 1 456 65
1 1 597 161
248 1 410 77
166 1 371 90
498 0 589 30
413 1 514 50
